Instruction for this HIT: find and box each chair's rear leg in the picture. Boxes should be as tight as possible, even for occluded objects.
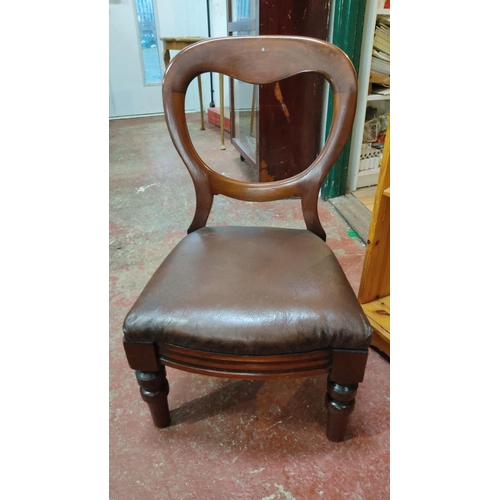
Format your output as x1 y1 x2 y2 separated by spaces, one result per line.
135 366 171 427
325 349 369 442
325 381 357 441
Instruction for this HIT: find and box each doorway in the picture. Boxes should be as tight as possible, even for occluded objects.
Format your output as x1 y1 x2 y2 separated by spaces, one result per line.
109 0 214 118
109 0 164 117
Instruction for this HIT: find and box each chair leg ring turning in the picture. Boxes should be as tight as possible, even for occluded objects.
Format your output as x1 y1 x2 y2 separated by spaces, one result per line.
135 366 171 428
325 379 358 442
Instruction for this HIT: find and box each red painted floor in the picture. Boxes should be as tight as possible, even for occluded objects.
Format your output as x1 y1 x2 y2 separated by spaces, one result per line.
109 114 390 499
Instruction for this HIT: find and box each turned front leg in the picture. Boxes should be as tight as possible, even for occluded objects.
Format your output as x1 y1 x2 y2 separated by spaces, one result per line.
324 349 368 442
135 365 171 428
325 379 357 442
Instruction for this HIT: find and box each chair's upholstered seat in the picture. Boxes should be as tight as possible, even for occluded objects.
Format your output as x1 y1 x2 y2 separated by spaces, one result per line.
123 226 372 355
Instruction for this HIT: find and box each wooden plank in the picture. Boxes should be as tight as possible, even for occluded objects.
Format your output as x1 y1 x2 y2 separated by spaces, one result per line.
370 330 390 357
358 197 390 301
383 187 390 197
351 186 377 210
361 295 390 357
330 193 372 244
362 297 390 336
358 119 390 303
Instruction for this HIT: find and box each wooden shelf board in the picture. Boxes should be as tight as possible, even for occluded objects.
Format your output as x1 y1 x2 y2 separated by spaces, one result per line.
361 295 390 356
357 168 381 190
367 94 390 102
358 167 381 177
371 330 390 357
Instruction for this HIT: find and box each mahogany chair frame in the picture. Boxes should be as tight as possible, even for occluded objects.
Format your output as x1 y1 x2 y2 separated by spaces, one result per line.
123 36 370 442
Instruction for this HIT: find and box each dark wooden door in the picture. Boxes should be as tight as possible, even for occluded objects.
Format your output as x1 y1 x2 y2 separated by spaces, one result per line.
228 0 331 182
258 0 330 181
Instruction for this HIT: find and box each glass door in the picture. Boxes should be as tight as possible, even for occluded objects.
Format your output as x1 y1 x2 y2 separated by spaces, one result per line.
227 0 259 167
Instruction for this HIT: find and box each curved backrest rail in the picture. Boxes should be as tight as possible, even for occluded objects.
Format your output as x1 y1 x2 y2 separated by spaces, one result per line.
162 36 357 240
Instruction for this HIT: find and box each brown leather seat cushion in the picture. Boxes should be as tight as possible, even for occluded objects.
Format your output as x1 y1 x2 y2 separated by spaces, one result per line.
123 226 372 355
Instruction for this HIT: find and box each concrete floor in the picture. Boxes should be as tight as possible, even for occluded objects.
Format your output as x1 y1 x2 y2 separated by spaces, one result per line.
109 114 390 499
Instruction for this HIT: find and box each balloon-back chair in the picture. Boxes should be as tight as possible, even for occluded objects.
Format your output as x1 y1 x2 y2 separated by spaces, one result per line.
122 36 372 442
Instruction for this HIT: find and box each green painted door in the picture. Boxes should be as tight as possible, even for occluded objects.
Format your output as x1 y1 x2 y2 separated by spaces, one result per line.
321 0 366 199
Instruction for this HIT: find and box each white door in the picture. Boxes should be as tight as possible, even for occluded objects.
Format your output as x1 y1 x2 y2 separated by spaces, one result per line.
109 0 221 119
109 0 164 117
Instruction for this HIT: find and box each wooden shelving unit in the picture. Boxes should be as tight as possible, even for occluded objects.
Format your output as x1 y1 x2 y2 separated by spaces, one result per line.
346 5 390 191
358 120 390 357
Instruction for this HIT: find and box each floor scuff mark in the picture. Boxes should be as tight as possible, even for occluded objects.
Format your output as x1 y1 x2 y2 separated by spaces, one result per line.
136 183 159 194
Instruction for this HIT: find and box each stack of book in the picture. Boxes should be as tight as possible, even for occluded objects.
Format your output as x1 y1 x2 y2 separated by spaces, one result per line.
371 15 390 80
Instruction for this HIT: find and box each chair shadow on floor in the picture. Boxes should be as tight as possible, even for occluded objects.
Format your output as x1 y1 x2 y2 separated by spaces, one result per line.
168 377 329 432
169 380 266 426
